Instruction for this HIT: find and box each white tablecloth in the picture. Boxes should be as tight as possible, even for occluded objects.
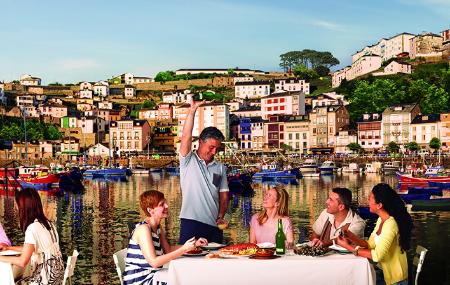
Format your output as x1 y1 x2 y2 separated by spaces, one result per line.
0 261 15 285
168 253 375 285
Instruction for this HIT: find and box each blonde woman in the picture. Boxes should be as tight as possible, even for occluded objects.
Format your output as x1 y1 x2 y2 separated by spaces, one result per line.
249 187 294 244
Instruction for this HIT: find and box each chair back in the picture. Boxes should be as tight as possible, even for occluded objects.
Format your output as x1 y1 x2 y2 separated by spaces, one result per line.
413 245 428 285
62 249 79 285
113 248 128 285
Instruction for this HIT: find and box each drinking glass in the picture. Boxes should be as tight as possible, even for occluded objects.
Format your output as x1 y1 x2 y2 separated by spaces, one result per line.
285 241 295 256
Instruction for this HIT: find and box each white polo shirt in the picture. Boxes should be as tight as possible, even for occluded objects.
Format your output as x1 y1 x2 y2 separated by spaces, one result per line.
312 208 366 240
179 151 229 227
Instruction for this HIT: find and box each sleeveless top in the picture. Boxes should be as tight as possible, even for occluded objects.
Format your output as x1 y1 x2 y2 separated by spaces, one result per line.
123 221 163 285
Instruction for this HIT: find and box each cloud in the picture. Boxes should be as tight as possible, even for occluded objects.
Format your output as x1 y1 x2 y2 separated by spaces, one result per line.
311 20 347 32
56 58 101 70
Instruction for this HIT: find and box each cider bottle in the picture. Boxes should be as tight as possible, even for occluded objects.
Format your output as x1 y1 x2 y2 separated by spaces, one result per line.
275 218 286 255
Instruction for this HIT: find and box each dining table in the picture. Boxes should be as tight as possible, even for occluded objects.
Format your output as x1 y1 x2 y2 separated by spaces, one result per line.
168 252 376 285
0 261 15 285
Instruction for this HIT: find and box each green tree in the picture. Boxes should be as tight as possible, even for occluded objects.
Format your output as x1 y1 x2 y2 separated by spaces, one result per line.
281 143 292 151
387 141 400 153
293 65 319 80
346 142 361 153
314 65 330 77
405 141 420 153
142 100 156 109
429 137 441 152
154 71 175 82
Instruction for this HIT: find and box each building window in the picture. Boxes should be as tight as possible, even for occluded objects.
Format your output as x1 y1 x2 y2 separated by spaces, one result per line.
280 106 285 111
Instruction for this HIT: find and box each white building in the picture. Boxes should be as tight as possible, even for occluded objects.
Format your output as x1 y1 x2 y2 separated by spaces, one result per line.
138 109 159 120
382 104 421 146
98 100 113 110
373 61 412 76
93 81 109 97
260 91 305 120
133 76 152 84
124 85 136 98
235 81 271 99
335 129 358 154
311 92 348 108
410 114 440 148
233 76 254 84
162 90 193 104
38 104 68 118
274 78 310 94
79 82 94 99
0 82 6 105
16 95 35 107
87 143 110 157
20 74 41 86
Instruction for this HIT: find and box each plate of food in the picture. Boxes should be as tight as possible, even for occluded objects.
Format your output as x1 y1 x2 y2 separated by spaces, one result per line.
201 242 226 250
183 248 208 257
329 244 351 253
294 244 331 257
256 242 275 249
218 243 258 258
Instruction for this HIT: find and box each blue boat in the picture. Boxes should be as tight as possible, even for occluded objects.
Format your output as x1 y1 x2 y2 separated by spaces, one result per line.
400 193 431 204
19 181 55 191
407 186 443 196
428 181 450 190
83 168 128 177
252 164 299 181
165 166 180 176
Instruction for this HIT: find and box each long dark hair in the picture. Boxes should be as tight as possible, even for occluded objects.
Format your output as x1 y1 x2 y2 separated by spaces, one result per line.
372 183 413 252
15 188 51 232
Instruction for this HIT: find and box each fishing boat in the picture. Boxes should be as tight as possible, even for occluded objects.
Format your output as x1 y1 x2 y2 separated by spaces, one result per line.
252 164 298 181
407 186 443 196
318 161 337 174
130 167 150 175
428 181 450 190
399 193 431 204
382 161 401 174
364 162 382 173
299 159 319 174
83 168 129 178
342 163 360 173
396 172 450 184
411 198 450 211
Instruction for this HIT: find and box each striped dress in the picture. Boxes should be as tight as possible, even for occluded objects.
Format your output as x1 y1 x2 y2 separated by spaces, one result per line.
123 222 163 285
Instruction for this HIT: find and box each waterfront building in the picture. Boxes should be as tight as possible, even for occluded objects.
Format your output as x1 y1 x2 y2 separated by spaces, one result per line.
151 122 177 153
372 60 412 76
357 113 383 152
382 103 421 147
274 78 310 94
410 32 444 59
250 116 265 150
175 68 265 76
410 114 440 149
87 143 110 157
283 115 309 153
0 140 54 160
238 117 252 149
124 85 136 98
260 91 305 119
231 105 261 119
309 105 350 152
93 81 109 97
19 74 41 86
109 119 151 154
335 128 358 154
234 81 271 99
440 112 450 152
264 115 285 149
60 137 80 156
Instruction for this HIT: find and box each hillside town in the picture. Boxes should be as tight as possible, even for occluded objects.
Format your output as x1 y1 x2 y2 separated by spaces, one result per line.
0 29 449 164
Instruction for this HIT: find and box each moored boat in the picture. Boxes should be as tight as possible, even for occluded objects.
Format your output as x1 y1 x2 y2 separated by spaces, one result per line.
382 161 401 174
318 161 337 174
411 198 450 211
407 186 443 196
299 159 319 174
396 172 450 183
342 163 360 173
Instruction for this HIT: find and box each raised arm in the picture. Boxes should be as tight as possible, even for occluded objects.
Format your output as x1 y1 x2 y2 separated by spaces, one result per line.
180 99 204 157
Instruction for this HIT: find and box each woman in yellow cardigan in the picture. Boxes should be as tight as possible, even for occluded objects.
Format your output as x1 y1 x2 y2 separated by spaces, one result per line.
336 183 413 285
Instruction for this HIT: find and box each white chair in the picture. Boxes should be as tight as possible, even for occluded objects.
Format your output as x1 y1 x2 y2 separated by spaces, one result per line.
62 249 79 285
113 248 128 285
413 245 428 285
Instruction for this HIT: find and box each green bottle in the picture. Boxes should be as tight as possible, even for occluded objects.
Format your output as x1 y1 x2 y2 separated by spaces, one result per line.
275 218 286 255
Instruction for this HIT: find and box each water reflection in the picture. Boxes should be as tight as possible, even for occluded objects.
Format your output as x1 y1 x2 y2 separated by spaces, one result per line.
0 174 448 284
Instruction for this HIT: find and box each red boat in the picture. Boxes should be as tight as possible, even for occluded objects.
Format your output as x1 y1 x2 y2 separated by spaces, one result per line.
396 172 450 183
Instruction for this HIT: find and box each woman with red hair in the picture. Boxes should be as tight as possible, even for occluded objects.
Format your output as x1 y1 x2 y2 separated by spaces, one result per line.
0 188 64 285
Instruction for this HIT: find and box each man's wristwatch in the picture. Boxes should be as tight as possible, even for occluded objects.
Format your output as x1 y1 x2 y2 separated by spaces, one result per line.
353 246 361 256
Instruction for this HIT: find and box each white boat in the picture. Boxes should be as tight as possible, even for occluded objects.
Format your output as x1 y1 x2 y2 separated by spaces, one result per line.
302 172 320 177
318 161 337 174
299 159 319 174
364 162 382 173
130 168 150 175
342 163 360 173
382 161 401 174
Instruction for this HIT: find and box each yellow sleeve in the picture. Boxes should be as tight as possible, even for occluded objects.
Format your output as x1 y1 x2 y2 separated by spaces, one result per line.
370 218 398 262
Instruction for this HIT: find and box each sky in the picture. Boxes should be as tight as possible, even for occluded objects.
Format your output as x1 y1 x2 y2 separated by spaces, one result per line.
0 0 449 84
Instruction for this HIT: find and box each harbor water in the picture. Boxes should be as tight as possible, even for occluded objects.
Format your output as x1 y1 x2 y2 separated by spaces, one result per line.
0 173 449 284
